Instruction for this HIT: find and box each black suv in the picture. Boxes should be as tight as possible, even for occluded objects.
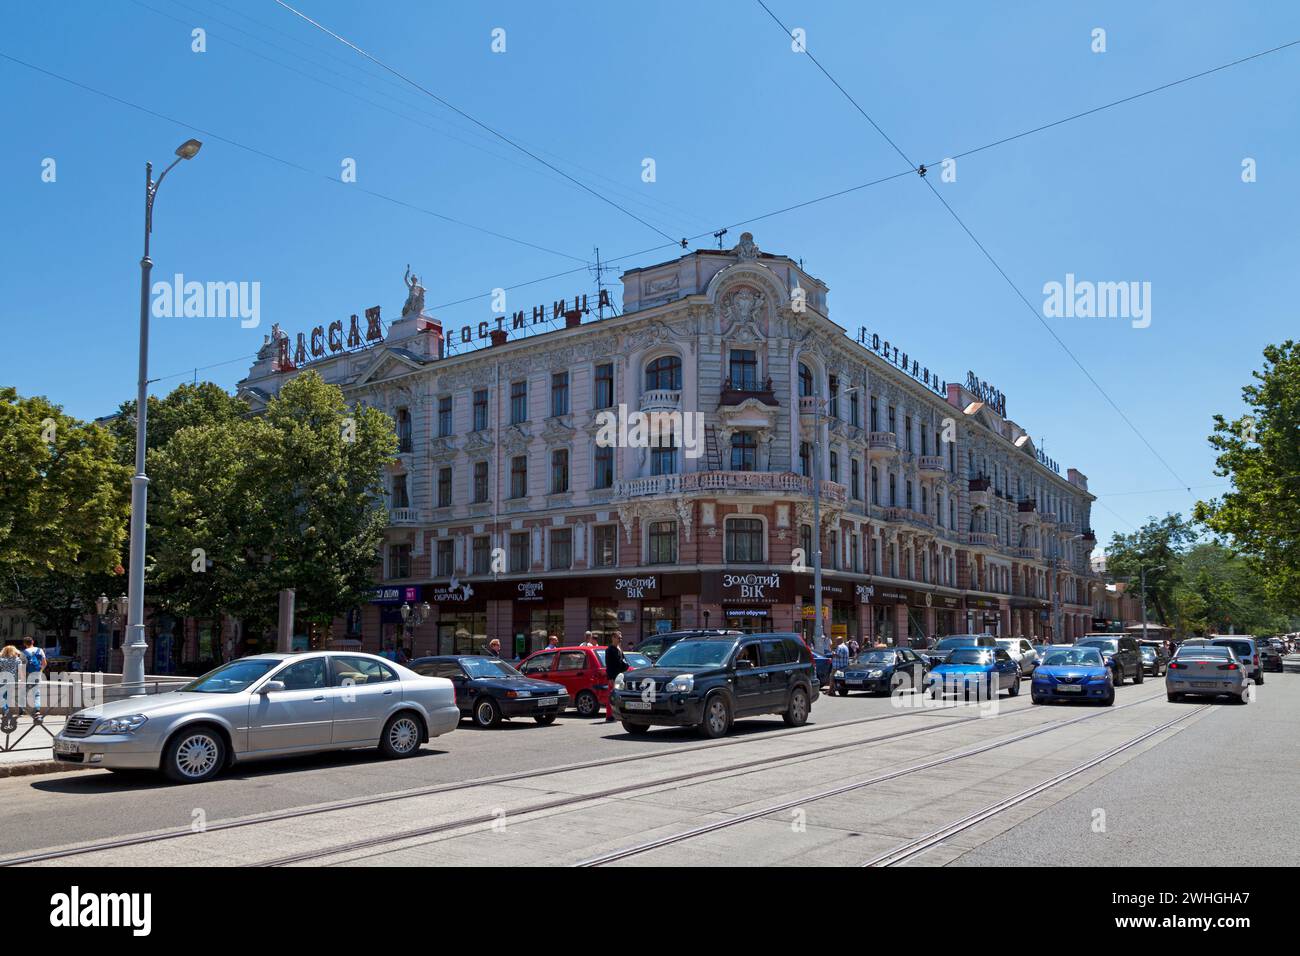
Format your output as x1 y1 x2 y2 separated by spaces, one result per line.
1076 634 1144 685
635 629 742 663
610 632 818 738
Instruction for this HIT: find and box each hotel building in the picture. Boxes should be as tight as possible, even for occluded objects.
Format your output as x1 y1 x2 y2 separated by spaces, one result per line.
237 233 1104 657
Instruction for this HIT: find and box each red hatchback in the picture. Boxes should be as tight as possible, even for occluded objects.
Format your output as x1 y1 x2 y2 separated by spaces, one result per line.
517 646 650 718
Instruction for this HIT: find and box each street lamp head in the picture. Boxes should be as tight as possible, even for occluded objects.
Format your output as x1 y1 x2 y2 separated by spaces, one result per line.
175 139 202 160
400 601 411 623
96 594 109 616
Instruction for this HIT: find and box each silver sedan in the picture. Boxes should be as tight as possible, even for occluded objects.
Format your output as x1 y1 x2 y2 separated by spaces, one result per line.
53 652 459 783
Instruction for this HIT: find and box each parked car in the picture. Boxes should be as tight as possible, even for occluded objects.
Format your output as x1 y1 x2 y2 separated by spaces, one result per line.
636 629 742 663
1031 646 1115 706
410 655 568 727
52 653 459 783
1031 643 1058 662
925 634 998 666
1075 634 1144 685
927 646 1021 699
1259 642 1284 673
517 645 649 717
608 632 818 738
997 637 1040 675
1166 646 1249 704
836 647 929 696
1208 636 1263 685
1138 643 1169 677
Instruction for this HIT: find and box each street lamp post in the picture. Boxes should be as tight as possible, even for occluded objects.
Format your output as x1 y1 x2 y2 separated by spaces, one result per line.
399 601 432 653
123 139 202 695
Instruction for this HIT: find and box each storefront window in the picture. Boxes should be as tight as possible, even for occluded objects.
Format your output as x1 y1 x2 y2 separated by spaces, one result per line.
437 612 487 655
529 608 565 651
723 608 772 634
640 602 679 643
589 602 618 640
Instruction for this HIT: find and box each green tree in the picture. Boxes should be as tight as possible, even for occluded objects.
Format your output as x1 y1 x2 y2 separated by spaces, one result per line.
0 386 130 576
1195 340 1300 614
106 381 250 469
1104 513 1197 625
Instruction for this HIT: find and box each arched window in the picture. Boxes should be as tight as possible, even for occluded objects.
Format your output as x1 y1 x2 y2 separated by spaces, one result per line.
798 363 815 397
645 354 682 391
730 431 758 472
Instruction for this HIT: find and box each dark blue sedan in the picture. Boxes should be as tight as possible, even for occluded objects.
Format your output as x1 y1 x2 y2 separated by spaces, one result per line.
926 646 1021 700
1030 647 1115 706
411 656 569 727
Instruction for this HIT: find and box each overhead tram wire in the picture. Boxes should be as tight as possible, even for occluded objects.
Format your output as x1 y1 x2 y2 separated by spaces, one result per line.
271 0 682 245
0 52 588 265
149 0 713 240
754 0 1206 492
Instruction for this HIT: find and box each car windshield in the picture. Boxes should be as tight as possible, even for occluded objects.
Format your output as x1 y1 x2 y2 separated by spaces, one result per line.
462 658 523 679
853 651 895 664
1213 641 1252 657
947 648 994 665
655 640 735 669
1140 647 1156 658
1078 639 1117 653
624 653 651 668
935 637 981 650
1043 648 1103 666
181 659 279 693
1177 646 1231 659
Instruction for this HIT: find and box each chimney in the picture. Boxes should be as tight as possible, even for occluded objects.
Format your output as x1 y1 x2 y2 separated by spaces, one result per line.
564 309 583 329
490 328 508 347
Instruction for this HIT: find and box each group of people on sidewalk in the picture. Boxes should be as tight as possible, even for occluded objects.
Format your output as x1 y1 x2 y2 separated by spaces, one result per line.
0 637 48 727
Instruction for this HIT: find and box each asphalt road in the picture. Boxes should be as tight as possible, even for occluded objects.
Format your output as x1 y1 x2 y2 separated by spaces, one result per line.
1 671 1293 866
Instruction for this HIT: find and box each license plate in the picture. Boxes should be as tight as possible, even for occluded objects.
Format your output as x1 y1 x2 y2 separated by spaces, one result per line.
54 740 79 754
1191 681 1214 688
623 701 651 711
1055 685 1082 693
535 697 557 707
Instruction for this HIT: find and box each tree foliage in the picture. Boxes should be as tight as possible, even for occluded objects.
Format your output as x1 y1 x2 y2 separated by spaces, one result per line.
1195 340 1300 613
1103 513 1197 625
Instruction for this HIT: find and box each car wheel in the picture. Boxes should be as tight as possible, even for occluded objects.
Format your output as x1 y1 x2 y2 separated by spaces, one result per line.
575 690 600 718
699 693 731 738
1255 674 1264 686
622 721 650 734
1134 665 1144 685
472 697 502 728
837 685 850 697
162 726 225 784
1101 687 1115 707
379 712 423 757
533 713 557 726
783 687 810 727
1031 694 1043 706
1236 689 1250 705
1006 674 1020 697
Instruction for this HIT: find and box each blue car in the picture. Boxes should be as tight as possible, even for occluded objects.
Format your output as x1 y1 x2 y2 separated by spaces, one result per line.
1030 646 1114 706
926 646 1021 699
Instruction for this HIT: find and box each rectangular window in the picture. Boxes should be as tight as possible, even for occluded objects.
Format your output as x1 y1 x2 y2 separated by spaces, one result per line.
549 528 572 570
594 524 617 568
728 349 758 391
551 371 569 417
395 407 412 454
730 432 757 472
510 379 528 424
473 388 489 431
472 536 490 575
851 459 861 500
870 396 879 432
828 375 839 418
726 518 764 563
437 467 452 508
391 474 410 509
473 461 489 503
594 444 614 489
651 445 677 476
438 395 453 437
389 543 411 579
436 539 454 577
888 405 896 434
510 455 527 499
550 448 569 494
905 415 913 452
647 520 677 564
594 363 614 409
509 532 530 573
829 451 839 484
850 392 860 427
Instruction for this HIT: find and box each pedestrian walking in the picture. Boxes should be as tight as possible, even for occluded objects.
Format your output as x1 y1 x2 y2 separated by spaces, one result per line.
21 637 45 718
0 644 22 730
604 631 629 722
546 635 560 649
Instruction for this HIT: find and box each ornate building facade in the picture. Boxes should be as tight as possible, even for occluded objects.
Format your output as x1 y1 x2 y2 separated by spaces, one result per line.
237 233 1103 657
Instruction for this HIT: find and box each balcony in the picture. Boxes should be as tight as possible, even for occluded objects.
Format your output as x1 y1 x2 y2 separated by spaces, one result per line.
640 389 682 412
1040 512 1059 526
798 395 820 420
1017 499 1037 513
868 431 898 458
1082 528 1096 542
613 470 846 503
966 531 998 548
918 455 946 476
719 377 779 408
1013 546 1042 561
389 507 425 526
968 478 991 509
882 506 907 523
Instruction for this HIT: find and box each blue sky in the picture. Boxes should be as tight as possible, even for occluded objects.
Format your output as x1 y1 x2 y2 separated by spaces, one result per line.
3 0 1298 549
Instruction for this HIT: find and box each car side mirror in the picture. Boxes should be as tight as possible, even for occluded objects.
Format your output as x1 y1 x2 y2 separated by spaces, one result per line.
260 680 286 694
